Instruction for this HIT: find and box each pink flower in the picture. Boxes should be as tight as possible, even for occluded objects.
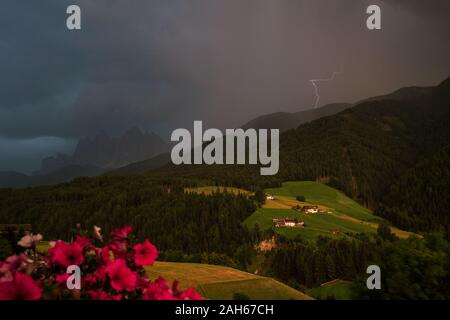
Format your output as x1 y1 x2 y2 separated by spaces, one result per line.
110 225 132 241
50 241 84 267
136 275 150 290
0 272 42 300
105 259 137 292
0 264 13 283
83 275 97 285
88 289 122 300
133 240 158 266
143 277 175 300
17 233 43 248
75 236 90 249
108 242 128 260
99 243 127 263
179 287 204 300
5 254 27 272
99 246 113 264
95 266 107 282
55 273 69 285
171 279 203 300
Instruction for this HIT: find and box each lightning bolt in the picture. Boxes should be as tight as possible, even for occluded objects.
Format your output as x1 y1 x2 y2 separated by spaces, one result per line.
309 71 341 109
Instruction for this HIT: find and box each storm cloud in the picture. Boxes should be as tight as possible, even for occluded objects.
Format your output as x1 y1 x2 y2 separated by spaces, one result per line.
1 0 449 172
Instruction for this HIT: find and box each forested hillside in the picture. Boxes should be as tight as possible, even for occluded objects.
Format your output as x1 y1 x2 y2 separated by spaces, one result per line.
0 176 258 268
130 77 450 233
0 79 449 299
276 78 450 232
379 145 450 232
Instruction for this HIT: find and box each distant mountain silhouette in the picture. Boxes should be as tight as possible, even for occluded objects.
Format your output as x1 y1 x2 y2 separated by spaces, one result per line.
110 152 172 175
242 103 351 132
2 79 448 190
112 103 351 175
0 127 168 188
34 127 169 176
0 171 30 188
0 165 106 188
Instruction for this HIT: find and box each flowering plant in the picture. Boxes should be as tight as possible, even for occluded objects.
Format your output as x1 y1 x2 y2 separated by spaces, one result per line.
0 225 203 300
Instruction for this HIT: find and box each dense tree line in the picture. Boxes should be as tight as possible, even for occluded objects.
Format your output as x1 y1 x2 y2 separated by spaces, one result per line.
263 235 379 288
265 231 450 299
352 233 450 299
0 175 258 268
378 145 450 234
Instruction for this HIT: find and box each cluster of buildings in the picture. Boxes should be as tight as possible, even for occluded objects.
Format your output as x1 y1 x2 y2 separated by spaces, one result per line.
292 205 327 214
265 194 275 200
266 194 331 229
272 218 305 228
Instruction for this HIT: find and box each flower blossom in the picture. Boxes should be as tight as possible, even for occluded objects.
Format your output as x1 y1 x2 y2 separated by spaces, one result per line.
88 289 122 300
17 233 43 248
143 277 175 300
110 225 132 241
93 225 103 242
50 241 84 267
0 272 42 300
133 240 158 267
105 259 137 292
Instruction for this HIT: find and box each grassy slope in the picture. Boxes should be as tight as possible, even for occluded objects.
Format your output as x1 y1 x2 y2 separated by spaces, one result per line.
307 280 354 300
245 208 376 241
146 261 312 300
245 181 415 240
266 181 377 221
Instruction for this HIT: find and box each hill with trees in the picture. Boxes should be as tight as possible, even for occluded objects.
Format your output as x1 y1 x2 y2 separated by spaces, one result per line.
0 78 449 299
117 77 450 233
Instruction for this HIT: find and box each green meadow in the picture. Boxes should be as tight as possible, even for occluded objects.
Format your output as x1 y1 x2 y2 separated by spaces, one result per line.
146 261 312 300
244 207 376 241
245 181 415 241
265 181 378 222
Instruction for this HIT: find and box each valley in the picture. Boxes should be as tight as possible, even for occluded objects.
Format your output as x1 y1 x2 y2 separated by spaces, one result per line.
0 78 449 300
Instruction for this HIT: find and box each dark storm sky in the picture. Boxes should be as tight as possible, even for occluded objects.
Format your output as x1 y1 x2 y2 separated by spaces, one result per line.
1 0 449 173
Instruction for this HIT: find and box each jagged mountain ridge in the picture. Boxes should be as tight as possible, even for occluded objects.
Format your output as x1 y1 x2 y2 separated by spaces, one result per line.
34 127 169 176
